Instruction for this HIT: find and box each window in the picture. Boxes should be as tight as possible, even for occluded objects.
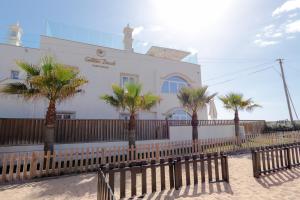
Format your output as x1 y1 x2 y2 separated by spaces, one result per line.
11 70 19 79
56 112 76 119
161 76 189 94
120 74 138 88
169 109 191 120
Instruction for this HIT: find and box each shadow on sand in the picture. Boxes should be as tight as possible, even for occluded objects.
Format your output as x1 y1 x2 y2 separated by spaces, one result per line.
144 182 233 200
0 173 97 199
255 167 300 188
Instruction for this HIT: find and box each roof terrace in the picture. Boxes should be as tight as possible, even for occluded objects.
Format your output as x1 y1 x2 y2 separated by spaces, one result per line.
0 21 198 64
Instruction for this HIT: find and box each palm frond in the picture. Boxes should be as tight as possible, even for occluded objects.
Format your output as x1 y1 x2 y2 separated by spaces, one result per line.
140 93 161 110
58 77 88 100
178 86 215 113
246 103 262 112
1 82 40 99
219 92 261 112
16 61 40 76
101 94 123 108
41 56 55 75
125 82 142 98
2 56 88 103
54 64 77 82
101 82 160 115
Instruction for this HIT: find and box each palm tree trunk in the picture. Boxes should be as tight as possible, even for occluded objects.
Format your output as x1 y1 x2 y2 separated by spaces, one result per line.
128 114 136 147
234 110 241 146
44 99 56 152
191 112 199 140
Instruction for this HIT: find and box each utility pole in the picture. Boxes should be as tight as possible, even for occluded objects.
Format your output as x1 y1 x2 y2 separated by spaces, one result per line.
277 58 295 127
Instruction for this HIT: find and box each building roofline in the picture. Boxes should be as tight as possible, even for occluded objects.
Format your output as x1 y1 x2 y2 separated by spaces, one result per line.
0 42 40 50
40 35 200 67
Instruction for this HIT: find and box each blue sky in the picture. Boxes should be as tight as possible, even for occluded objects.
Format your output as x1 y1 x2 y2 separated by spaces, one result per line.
1 0 299 121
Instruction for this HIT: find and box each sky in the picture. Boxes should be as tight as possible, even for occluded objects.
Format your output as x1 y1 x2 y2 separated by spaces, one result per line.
0 0 299 121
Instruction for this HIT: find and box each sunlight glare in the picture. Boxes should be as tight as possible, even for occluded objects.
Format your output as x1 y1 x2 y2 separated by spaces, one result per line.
153 0 233 31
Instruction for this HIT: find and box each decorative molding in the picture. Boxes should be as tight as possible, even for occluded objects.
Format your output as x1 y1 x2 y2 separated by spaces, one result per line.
160 72 195 83
85 57 116 66
85 49 116 68
163 107 191 116
96 49 105 57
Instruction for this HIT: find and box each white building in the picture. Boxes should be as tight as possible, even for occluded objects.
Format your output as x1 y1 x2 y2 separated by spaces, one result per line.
0 23 207 120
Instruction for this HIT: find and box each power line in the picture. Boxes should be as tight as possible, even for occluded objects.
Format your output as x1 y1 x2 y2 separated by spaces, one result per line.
206 65 274 87
203 62 274 82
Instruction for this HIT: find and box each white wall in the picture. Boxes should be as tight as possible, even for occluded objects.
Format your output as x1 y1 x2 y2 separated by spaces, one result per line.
169 125 245 141
0 36 206 120
0 139 170 153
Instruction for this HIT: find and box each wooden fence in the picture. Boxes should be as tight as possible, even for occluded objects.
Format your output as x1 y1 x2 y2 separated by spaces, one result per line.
97 169 115 200
98 152 229 199
252 142 300 178
0 119 169 145
1 131 299 184
0 118 265 146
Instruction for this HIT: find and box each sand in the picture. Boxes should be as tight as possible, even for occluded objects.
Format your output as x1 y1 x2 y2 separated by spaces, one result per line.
1 154 300 200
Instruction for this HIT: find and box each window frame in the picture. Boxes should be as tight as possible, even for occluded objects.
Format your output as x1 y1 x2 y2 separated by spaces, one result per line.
161 76 189 94
10 70 20 80
169 109 191 120
56 111 76 120
120 73 139 88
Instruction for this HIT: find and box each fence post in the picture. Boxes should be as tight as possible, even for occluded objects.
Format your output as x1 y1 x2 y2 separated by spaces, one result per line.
119 163 126 198
174 157 182 190
286 146 292 169
207 153 212 182
108 164 115 193
252 149 259 178
160 158 166 190
151 159 157 192
168 158 175 189
220 152 229 182
192 155 198 184
130 162 137 197
184 156 191 185
224 154 229 182
141 161 147 195
256 148 261 177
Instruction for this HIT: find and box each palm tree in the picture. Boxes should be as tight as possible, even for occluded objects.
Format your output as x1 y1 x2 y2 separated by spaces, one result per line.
177 86 216 140
1 56 88 152
219 93 261 145
101 82 160 146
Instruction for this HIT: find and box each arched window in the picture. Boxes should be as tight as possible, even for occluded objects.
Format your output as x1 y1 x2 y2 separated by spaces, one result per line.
169 109 191 120
161 76 189 94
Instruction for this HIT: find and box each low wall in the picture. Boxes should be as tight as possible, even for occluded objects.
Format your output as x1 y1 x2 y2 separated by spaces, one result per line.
170 125 245 141
0 139 170 153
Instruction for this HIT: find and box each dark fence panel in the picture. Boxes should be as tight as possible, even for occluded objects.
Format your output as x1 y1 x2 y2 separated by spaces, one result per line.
0 118 45 145
98 152 229 199
252 143 300 178
0 119 169 145
0 118 265 146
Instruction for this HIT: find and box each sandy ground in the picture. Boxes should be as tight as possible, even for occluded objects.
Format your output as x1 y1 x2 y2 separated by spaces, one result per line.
1 154 300 200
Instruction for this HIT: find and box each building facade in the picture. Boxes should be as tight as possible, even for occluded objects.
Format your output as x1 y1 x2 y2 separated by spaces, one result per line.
0 24 207 120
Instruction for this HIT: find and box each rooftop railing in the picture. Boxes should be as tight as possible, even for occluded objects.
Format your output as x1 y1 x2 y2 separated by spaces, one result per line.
0 21 198 64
